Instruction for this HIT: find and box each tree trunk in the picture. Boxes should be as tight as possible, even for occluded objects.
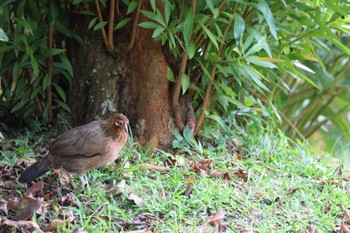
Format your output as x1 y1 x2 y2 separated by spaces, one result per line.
68 3 174 149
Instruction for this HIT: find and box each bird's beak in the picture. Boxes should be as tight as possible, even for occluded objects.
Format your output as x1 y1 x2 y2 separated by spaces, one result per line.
116 120 128 132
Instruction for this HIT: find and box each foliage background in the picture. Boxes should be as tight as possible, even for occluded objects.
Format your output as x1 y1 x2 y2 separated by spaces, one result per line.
0 0 349 155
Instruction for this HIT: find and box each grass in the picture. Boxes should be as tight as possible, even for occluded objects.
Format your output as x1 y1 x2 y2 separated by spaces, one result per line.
1 122 349 232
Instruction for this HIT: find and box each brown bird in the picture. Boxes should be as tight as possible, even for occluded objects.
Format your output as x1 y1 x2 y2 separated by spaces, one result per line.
19 113 129 187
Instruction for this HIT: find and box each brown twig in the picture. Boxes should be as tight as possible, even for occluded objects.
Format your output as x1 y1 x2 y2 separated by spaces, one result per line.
115 0 120 17
171 0 196 129
107 0 115 53
127 0 142 51
172 52 189 108
95 0 108 47
193 13 233 135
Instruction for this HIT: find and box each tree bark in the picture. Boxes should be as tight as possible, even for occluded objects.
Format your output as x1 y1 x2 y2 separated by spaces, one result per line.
68 4 174 149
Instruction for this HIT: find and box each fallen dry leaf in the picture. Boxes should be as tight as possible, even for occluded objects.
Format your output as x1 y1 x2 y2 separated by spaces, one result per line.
341 223 350 233
46 217 75 231
209 209 227 232
315 179 339 185
340 204 350 220
107 180 132 195
234 152 242 160
324 204 331 214
183 183 195 197
60 192 78 207
307 223 315 233
235 169 248 180
127 229 153 233
0 199 8 215
7 198 19 212
129 193 142 206
16 196 42 220
72 228 88 233
24 180 44 196
138 163 170 172
0 216 43 232
209 171 231 180
209 209 225 223
198 159 213 172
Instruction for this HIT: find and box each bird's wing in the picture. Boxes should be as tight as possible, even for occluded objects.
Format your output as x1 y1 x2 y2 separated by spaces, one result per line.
49 121 106 158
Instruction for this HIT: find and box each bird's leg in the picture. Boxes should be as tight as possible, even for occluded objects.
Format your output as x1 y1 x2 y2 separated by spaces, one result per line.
79 175 90 190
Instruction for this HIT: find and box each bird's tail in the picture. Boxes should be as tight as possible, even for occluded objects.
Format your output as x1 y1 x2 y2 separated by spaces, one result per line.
19 157 50 184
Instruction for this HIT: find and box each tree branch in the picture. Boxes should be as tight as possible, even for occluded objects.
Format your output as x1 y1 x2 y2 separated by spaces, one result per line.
107 0 115 53
127 0 142 51
95 0 108 47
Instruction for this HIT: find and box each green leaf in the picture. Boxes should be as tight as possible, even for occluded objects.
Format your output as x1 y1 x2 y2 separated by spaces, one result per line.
257 0 277 40
31 57 39 82
11 100 29 113
59 54 74 77
49 0 59 23
199 22 219 50
207 114 226 129
94 21 108 31
153 27 164 38
167 67 175 82
0 45 14 53
234 13 245 44
187 41 195 59
205 0 219 18
244 36 267 57
138 22 161 29
164 0 171 25
15 18 33 35
88 17 98 29
78 11 96 16
183 10 194 51
12 60 22 83
115 18 132 30
183 124 194 142
150 0 156 12
324 0 347 16
141 10 165 27
53 83 67 102
30 86 42 99
41 48 65 56
127 0 139 14
244 96 255 107
56 100 71 112
181 73 190 94
43 73 50 90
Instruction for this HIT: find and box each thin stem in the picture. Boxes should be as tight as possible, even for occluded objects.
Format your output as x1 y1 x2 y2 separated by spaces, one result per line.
95 0 108 47
107 0 115 53
127 0 142 51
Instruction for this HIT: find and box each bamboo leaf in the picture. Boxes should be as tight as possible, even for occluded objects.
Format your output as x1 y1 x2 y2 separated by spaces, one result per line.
199 23 219 50
183 10 194 52
181 73 190 94
53 83 67 102
167 67 175 82
93 21 108 31
234 13 245 43
257 0 277 40
115 18 132 30
127 0 139 14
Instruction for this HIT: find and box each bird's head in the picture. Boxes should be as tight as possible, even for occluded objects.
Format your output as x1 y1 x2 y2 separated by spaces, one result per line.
102 113 129 138
114 113 129 133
